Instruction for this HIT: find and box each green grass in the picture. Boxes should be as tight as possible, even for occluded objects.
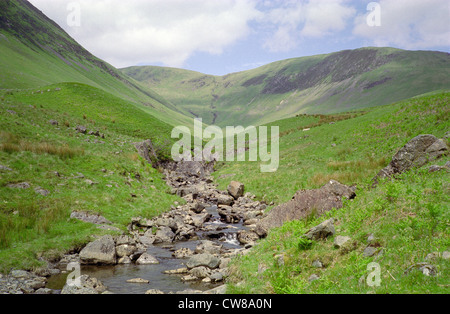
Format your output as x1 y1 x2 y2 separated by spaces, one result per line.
0 83 182 272
213 92 449 205
215 91 449 294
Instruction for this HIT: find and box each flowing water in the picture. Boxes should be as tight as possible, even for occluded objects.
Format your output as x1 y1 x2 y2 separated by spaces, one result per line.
47 205 248 294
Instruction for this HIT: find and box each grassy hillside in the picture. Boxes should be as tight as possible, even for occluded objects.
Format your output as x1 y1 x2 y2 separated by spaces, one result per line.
0 83 181 272
122 48 450 127
210 91 449 293
0 0 191 127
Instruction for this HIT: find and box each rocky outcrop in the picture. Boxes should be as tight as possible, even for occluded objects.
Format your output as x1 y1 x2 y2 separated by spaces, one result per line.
256 180 355 237
373 134 448 185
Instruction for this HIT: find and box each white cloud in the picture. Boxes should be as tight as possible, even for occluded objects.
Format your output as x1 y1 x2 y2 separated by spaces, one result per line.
353 0 450 49
29 0 261 68
260 0 356 52
28 0 450 70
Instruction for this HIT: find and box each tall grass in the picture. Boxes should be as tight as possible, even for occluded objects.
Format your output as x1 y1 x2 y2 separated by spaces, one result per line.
0 132 84 159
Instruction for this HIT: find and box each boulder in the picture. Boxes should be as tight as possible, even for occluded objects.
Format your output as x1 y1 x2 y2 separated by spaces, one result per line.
79 235 116 265
256 181 355 237
227 181 245 200
304 219 336 240
154 226 175 243
186 253 221 269
116 244 137 258
189 266 210 279
136 253 159 265
373 134 448 185
217 194 234 206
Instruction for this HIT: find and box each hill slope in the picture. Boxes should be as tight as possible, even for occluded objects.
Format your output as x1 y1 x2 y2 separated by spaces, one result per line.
0 0 191 127
122 48 450 127
211 91 449 294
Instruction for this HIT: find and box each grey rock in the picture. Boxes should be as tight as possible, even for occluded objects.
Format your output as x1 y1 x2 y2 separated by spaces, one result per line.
126 278 149 284
308 274 320 282
374 135 448 185
312 260 323 268
70 211 112 225
334 236 351 248
79 235 116 265
35 187 50 196
256 181 355 237
61 275 106 294
136 253 159 265
190 266 210 279
7 182 31 189
228 181 245 200
217 194 234 206
186 253 221 269
419 264 437 277
363 247 378 258
34 288 54 294
304 219 336 240
237 230 259 245
195 240 222 255
154 226 175 243
115 244 137 258
210 271 224 282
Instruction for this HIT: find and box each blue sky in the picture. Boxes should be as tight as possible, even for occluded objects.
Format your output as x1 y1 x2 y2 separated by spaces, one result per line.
29 0 450 76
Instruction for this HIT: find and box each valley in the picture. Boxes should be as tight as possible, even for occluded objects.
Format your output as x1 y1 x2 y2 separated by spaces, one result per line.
0 0 449 295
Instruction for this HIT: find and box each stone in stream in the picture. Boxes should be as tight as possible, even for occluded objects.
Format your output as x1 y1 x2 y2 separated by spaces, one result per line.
186 254 221 270
126 278 149 284
136 253 160 265
79 235 116 265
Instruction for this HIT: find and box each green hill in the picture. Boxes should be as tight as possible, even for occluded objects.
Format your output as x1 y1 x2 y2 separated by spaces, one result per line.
211 91 449 294
0 0 186 271
122 48 450 127
0 0 191 127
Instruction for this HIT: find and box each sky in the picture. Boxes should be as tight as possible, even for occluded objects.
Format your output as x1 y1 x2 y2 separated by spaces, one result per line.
29 0 450 76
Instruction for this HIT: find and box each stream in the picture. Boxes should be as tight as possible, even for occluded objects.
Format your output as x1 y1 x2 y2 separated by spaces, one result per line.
47 202 255 294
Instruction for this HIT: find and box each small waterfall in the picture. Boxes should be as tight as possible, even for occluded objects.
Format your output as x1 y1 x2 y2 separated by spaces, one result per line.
220 233 240 247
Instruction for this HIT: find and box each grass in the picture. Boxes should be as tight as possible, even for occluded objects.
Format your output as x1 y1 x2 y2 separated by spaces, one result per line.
214 91 449 294
227 168 449 294
0 83 182 272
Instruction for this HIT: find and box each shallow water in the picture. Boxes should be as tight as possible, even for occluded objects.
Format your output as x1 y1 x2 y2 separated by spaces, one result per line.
49 206 247 294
